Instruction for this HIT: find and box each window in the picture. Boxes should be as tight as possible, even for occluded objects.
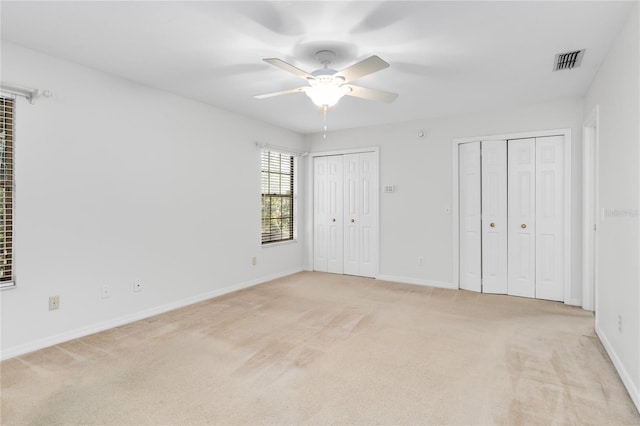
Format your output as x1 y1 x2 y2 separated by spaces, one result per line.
0 96 14 288
261 150 295 244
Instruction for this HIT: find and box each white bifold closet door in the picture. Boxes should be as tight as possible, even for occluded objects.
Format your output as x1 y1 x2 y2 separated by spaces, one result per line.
314 152 378 278
459 140 508 294
343 153 377 277
507 138 537 298
314 155 344 274
313 157 329 272
459 136 564 301
507 137 564 300
533 136 565 301
458 142 482 292
482 140 508 294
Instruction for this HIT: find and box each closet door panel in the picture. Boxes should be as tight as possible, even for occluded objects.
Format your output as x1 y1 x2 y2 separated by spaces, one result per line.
459 142 482 292
313 157 329 272
327 156 344 273
358 152 377 277
343 154 360 276
481 140 508 294
535 136 564 301
508 138 536 298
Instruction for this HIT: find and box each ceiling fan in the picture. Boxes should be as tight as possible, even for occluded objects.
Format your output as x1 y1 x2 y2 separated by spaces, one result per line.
254 50 398 108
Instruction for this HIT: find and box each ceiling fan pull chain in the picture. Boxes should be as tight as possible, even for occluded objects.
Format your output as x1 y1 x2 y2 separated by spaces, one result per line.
323 105 328 139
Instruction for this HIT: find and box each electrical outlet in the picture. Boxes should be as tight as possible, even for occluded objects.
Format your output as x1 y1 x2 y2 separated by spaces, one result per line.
101 284 110 299
251 257 257 266
48 295 60 311
133 279 142 292
418 256 424 266
618 315 622 332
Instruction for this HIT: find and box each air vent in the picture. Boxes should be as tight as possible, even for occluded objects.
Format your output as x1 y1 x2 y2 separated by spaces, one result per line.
553 49 585 71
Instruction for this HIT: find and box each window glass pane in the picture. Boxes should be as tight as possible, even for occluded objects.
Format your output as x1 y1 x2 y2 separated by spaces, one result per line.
281 198 291 217
280 175 291 194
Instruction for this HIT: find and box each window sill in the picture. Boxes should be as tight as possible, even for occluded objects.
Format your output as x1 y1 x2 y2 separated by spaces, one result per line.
0 282 16 291
262 239 298 248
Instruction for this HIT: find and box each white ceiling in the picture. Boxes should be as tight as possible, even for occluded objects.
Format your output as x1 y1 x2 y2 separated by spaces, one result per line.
1 1 635 134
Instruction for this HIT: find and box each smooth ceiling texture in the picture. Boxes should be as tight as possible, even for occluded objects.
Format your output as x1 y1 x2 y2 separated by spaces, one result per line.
0 1 635 134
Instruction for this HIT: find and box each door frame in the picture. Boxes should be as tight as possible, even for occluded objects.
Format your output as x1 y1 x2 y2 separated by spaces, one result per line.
308 147 380 277
452 129 572 303
582 106 599 312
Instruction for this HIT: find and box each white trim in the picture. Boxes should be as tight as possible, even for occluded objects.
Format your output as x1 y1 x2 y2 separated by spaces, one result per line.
0 282 15 290
309 146 378 158
596 323 640 413
454 128 571 144
0 267 303 361
452 129 572 303
563 129 572 305
261 239 299 248
377 274 457 290
582 105 599 312
256 141 307 157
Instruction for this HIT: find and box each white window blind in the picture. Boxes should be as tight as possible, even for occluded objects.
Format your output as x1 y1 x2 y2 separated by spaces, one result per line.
0 96 14 288
261 150 294 244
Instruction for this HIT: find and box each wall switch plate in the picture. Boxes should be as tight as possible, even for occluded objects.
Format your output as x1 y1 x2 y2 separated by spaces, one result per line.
251 257 257 266
383 185 395 193
101 284 110 299
133 279 142 292
418 256 424 266
48 295 60 310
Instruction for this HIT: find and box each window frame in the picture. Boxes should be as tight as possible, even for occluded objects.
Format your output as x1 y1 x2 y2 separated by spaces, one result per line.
0 94 15 290
261 149 296 245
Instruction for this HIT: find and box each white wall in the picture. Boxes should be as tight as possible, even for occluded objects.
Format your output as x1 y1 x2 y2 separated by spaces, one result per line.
584 5 640 410
0 42 307 359
304 98 584 301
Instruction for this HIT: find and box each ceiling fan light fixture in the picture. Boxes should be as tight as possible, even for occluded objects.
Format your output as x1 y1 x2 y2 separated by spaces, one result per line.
304 85 351 107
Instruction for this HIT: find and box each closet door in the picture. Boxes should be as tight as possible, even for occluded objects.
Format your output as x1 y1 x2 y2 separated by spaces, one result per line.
459 142 482 292
358 152 378 277
508 138 536 298
535 136 564 301
343 152 378 277
314 155 344 273
326 155 344 274
481 140 508 294
313 157 329 272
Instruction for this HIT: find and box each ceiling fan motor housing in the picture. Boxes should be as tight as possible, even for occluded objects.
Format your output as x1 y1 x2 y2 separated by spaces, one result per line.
308 68 345 87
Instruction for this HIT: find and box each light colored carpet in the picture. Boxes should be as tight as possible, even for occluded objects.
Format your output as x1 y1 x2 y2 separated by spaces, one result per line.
1 272 638 425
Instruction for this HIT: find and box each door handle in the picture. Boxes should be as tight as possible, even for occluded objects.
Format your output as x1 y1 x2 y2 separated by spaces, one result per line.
490 223 495 228
521 223 527 229
351 219 355 223
332 218 336 222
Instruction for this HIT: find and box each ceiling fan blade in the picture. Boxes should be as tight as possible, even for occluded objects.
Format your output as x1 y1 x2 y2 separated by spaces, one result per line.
263 58 314 80
337 55 390 83
345 85 398 103
254 87 305 99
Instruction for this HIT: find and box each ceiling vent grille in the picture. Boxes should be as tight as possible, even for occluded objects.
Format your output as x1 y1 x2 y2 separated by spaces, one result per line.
553 49 585 71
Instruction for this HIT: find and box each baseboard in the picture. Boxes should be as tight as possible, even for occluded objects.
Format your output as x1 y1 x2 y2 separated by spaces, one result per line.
595 322 640 413
0 267 303 361
566 298 582 307
377 274 457 290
